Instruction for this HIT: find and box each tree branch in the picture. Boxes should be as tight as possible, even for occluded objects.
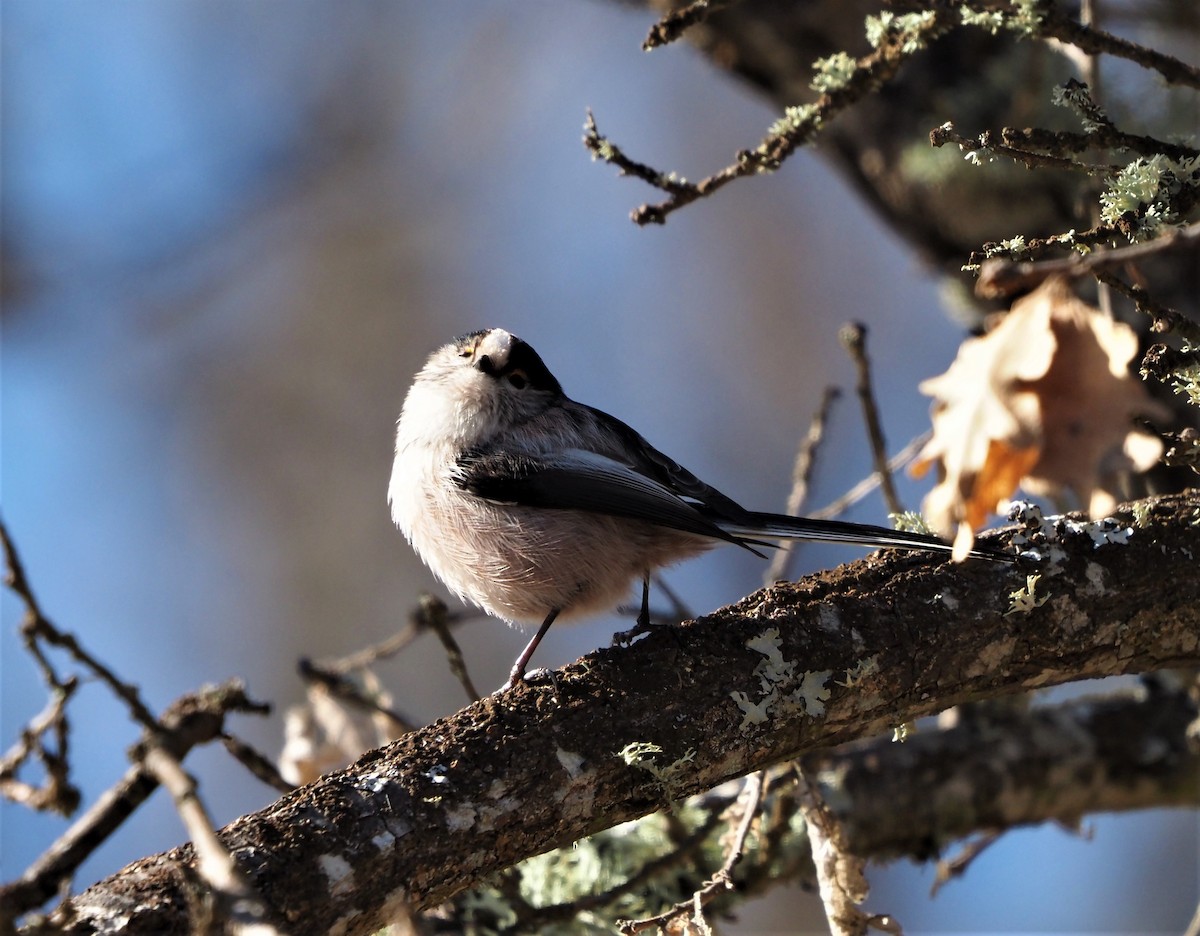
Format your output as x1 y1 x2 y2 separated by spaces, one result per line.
38 492 1200 935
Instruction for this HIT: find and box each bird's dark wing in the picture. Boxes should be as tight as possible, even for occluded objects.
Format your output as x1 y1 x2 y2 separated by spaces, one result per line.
579 404 753 523
453 447 764 553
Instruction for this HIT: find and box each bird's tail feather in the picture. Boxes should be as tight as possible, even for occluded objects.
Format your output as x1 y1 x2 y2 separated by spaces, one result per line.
723 512 1013 563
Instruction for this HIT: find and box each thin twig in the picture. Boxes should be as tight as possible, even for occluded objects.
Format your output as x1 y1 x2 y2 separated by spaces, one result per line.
1038 0 1200 89
618 771 766 934
0 675 80 815
810 432 930 521
764 386 840 583
976 220 1200 298
220 734 295 795
840 323 904 517
142 745 282 934
1 681 269 919
1096 270 1200 345
929 122 1119 176
930 829 1003 896
795 768 890 936
998 125 1199 165
297 659 418 735
420 594 482 703
589 10 953 225
642 0 739 51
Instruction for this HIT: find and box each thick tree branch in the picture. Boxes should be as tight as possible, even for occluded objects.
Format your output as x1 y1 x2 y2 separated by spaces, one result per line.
39 492 1200 935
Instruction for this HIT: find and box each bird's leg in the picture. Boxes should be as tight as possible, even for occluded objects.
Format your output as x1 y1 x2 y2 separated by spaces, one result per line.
502 608 560 691
612 572 654 646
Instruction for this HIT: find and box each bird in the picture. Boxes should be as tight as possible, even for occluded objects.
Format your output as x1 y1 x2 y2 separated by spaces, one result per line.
388 328 1011 691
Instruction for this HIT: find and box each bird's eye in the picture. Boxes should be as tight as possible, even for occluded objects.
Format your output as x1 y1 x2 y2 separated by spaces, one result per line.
458 348 472 358
507 370 528 390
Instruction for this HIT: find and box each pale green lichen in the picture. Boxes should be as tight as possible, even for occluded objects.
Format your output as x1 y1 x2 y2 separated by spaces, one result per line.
766 103 820 141
890 511 934 535
619 741 696 784
865 11 939 54
836 655 879 689
1005 573 1050 616
1099 154 1200 240
810 52 858 94
961 0 1044 34
1169 356 1200 407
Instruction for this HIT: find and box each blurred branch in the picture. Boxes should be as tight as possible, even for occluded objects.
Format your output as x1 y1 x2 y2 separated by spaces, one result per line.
140 745 281 935
1034 0 1200 89
764 385 840 583
0 521 275 926
40 491 1200 935
811 432 930 521
618 770 764 933
840 323 903 517
1 681 270 925
642 0 738 51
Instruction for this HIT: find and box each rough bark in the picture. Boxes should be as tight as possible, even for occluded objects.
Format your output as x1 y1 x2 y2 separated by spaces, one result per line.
41 492 1200 935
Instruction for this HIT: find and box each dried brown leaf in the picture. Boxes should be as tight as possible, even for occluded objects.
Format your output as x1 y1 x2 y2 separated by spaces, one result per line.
914 277 1166 544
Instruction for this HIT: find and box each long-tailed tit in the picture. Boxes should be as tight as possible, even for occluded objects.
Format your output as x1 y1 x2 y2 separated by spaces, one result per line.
389 328 1011 691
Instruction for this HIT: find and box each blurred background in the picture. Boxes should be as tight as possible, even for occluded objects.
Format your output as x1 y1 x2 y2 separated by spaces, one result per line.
2 2 1195 932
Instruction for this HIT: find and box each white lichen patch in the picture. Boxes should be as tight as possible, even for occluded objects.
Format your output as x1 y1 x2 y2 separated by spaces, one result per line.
965 635 1017 678
931 591 960 611
371 831 395 851
445 802 478 831
318 853 355 897
555 746 586 778
729 690 772 728
731 627 832 729
1009 500 1134 560
1081 561 1109 597
816 602 842 632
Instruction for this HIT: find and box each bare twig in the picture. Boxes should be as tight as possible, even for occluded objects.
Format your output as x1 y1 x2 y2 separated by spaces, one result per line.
997 125 1199 165
0 675 80 815
642 0 739 51
930 829 1003 896
795 768 892 936
619 771 766 934
325 594 481 675
1037 0 1200 89
420 594 482 703
297 659 417 735
810 432 930 521
220 734 295 796
141 745 283 935
764 386 840 583
839 323 904 517
1 681 269 920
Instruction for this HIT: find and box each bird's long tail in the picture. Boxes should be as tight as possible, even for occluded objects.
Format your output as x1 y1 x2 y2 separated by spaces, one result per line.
722 512 1013 563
